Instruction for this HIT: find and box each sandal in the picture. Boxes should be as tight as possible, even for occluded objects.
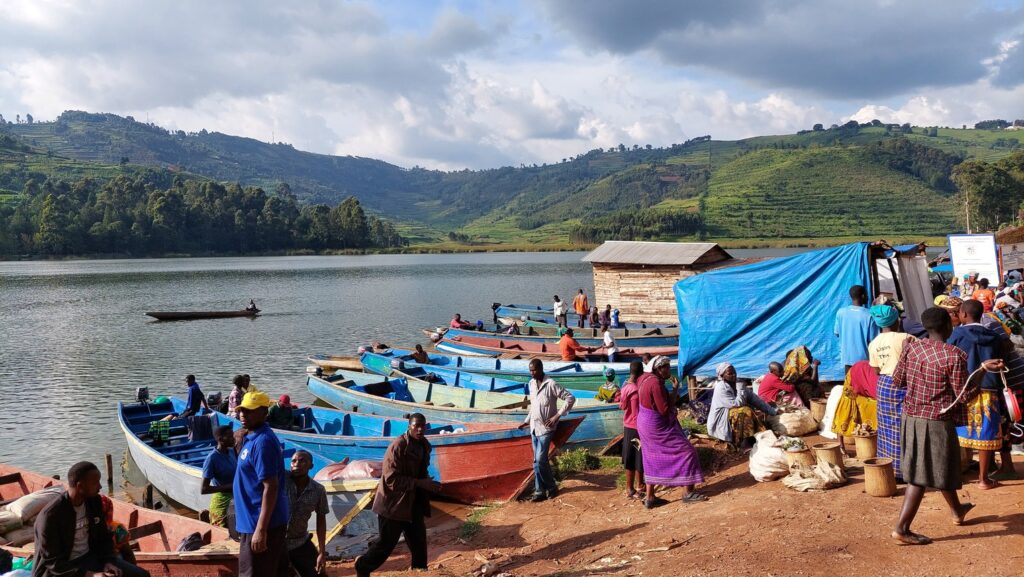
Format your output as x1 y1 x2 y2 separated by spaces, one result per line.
988 470 1021 482
643 497 668 509
682 492 709 503
625 490 638 499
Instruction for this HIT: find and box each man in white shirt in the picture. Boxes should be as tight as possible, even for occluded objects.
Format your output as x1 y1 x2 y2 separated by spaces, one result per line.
602 324 618 363
552 296 568 327
518 359 575 502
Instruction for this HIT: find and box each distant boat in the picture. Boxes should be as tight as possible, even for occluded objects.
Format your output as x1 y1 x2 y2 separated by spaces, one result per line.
145 309 260 321
0 463 238 577
436 334 678 361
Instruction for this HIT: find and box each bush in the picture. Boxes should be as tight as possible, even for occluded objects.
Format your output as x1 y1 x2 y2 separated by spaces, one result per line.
553 448 601 479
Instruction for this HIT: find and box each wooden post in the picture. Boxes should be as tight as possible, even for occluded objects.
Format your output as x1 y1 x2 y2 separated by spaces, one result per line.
143 484 154 508
105 454 114 488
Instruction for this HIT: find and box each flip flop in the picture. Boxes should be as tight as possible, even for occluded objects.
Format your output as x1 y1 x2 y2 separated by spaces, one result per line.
892 531 932 545
988 471 1021 482
682 492 709 503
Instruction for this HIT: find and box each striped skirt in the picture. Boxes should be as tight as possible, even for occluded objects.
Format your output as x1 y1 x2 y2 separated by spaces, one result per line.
876 374 905 481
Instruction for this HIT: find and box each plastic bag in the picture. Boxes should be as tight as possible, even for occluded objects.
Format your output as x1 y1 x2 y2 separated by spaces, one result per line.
6 486 63 523
313 459 383 482
766 409 818 437
748 430 789 482
781 461 847 492
818 385 845 439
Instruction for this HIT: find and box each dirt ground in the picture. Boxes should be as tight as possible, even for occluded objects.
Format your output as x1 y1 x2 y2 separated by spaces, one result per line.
325 436 1024 577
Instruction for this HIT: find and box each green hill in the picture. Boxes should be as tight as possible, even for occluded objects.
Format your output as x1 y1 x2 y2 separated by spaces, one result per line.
3 111 1024 249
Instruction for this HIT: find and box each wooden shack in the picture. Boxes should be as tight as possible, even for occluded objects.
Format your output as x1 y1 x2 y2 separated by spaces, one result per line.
582 241 733 324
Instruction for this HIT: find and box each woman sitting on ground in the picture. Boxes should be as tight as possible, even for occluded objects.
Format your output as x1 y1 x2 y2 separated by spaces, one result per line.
780 346 820 406
708 363 778 447
636 356 708 508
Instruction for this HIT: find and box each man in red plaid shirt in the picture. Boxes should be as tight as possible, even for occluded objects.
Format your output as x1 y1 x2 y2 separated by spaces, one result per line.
890 307 1003 545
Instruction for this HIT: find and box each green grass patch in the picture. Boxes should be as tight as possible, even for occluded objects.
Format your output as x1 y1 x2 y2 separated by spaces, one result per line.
678 416 708 435
458 505 495 541
553 448 601 479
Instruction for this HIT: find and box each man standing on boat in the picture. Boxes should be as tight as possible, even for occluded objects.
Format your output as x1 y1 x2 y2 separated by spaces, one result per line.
33 461 151 577
519 359 576 502
282 450 328 577
553 295 568 327
355 413 440 577
235 391 290 577
572 289 589 328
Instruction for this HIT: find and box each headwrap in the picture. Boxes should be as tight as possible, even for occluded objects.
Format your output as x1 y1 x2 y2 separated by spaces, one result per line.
782 346 813 384
651 355 671 370
939 296 963 312
603 367 616 379
715 362 733 377
869 304 900 328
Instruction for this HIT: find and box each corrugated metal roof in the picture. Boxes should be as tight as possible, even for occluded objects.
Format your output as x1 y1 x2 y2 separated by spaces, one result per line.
582 241 732 266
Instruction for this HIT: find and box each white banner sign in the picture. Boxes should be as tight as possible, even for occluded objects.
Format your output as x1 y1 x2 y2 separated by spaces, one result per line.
948 234 1000 284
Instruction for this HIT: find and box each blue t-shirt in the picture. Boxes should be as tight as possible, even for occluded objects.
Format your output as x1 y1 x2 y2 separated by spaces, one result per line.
233 424 289 533
201 448 237 487
186 382 204 413
833 305 878 366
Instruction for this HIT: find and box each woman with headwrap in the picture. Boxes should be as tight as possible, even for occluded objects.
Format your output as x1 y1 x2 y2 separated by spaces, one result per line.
868 303 915 480
708 362 778 447
636 355 707 508
781 346 821 407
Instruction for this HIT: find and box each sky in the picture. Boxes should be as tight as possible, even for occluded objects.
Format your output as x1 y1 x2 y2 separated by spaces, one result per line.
2 0 1024 170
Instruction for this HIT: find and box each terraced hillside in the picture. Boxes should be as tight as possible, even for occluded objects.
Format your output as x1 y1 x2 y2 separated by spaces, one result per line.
701 147 959 238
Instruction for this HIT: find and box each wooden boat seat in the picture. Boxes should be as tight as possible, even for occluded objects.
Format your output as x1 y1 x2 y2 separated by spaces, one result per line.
0 473 22 485
129 520 164 540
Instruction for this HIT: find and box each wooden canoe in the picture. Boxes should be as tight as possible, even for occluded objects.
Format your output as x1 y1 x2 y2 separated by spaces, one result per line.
360 351 601 395
424 323 680 341
0 464 238 577
439 326 678 348
436 334 678 361
178 397 582 504
145 310 259 321
307 372 623 451
307 354 364 371
495 303 676 329
118 400 379 556
356 347 677 389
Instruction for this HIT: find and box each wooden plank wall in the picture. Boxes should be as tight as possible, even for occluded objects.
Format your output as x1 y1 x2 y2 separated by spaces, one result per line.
591 264 698 324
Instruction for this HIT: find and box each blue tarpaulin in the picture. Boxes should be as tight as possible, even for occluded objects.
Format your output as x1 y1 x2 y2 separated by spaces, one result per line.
675 242 873 382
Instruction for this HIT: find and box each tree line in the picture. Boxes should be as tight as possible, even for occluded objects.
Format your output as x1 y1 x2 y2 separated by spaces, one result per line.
951 150 1024 232
568 209 704 244
0 173 406 257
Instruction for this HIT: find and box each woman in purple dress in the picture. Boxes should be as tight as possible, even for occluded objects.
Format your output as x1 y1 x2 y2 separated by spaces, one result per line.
637 356 708 508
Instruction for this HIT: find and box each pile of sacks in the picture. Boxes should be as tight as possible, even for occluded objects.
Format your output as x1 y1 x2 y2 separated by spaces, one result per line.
748 430 847 490
0 486 65 547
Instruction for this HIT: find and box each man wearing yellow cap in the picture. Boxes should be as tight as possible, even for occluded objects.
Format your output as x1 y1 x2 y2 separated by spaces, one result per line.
234 391 290 577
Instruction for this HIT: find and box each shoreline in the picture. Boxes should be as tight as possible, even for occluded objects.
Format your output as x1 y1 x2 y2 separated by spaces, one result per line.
0 235 951 262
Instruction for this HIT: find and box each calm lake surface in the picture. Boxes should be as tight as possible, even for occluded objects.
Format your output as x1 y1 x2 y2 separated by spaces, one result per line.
0 249 800 483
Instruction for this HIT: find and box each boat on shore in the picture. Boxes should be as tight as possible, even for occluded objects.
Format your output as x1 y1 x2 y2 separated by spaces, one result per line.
145 309 260 321
435 334 678 361
494 303 675 329
307 372 622 451
357 347 676 389
425 323 679 341
0 463 238 577
183 397 581 504
437 326 677 348
361 351 599 396
307 354 364 372
118 399 378 556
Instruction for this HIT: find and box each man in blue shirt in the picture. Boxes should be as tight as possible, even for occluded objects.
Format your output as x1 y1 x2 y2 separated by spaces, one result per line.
201 425 237 529
180 374 210 418
833 285 878 373
234 391 290 577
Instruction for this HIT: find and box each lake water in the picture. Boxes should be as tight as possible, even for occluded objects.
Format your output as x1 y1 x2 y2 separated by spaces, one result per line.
0 249 800 483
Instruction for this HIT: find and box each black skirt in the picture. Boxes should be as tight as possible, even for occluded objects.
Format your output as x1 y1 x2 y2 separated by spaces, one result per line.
901 416 962 491
622 426 644 473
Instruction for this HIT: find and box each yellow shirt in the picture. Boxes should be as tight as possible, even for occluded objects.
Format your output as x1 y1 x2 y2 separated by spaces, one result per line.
868 332 915 376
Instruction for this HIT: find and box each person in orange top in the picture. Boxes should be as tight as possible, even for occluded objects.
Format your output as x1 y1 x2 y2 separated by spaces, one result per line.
972 278 996 312
572 289 589 328
559 328 593 361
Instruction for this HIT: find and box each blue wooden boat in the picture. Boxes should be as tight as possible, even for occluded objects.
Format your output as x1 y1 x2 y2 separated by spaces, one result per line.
495 303 676 329
440 326 677 348
357 347 678 390
435 333 678 361
360 351 598 399
210 400 583 503
118 399 379 554
307 372 622 452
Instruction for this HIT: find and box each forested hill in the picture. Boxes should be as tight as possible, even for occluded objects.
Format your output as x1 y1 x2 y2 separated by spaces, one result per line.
3 111 1024 248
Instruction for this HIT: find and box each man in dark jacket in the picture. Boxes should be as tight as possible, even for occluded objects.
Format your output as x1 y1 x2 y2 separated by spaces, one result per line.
33 461 150 577
354 413 441 577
